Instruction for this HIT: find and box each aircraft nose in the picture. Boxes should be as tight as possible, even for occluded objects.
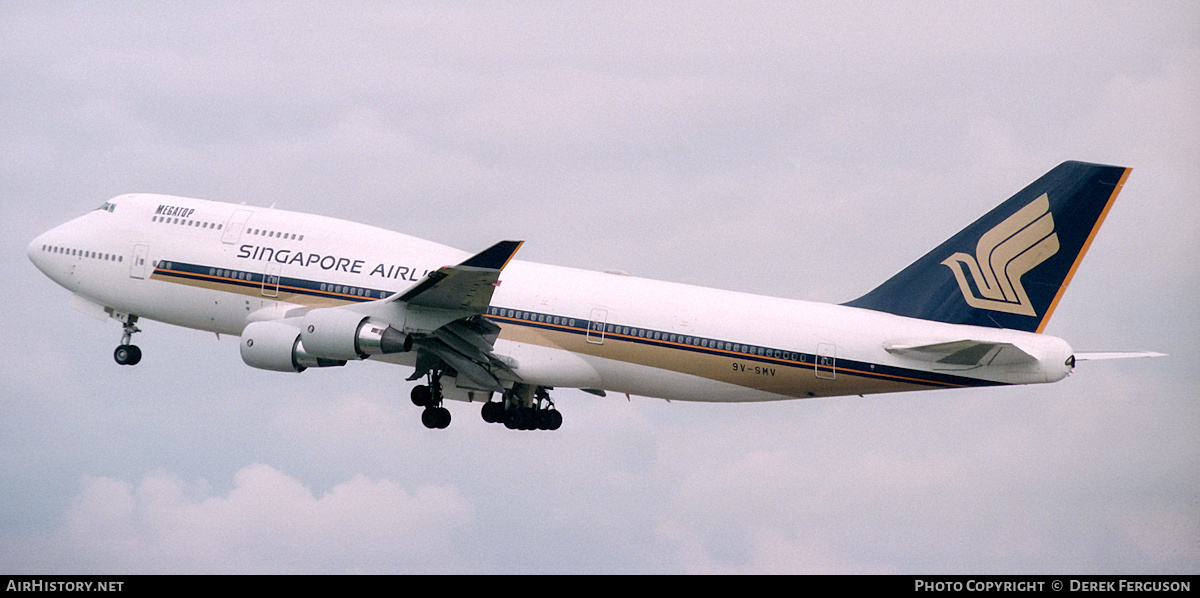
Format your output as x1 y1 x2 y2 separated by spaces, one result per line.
28 222 67 278
27 232 48 273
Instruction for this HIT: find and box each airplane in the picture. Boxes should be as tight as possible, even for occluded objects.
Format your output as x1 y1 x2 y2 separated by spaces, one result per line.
26 161 1161 431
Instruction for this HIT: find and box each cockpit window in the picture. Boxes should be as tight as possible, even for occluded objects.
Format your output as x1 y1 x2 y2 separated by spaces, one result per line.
95 202 116 213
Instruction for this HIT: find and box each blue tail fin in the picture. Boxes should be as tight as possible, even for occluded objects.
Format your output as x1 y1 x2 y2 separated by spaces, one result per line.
844 161 1131 333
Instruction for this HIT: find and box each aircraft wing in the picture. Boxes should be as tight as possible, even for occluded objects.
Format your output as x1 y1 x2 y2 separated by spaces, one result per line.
368 240 524 392
884 339 1037 366
388 240 523 311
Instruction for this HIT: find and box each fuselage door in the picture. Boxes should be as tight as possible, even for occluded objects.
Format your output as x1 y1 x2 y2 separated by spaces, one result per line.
129 244 150 280
222 210 253 245
815 342 837 380
587 308 608 345
262 263 281 297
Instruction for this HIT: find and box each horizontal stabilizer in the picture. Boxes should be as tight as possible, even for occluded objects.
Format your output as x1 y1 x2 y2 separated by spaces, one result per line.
885 340 1037 366
1073 351 1166 361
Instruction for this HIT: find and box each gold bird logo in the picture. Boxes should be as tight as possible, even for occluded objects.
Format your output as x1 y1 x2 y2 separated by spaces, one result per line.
941 194 1059 317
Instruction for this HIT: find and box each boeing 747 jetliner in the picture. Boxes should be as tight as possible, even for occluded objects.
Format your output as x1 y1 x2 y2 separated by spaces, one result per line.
27 161 1159 430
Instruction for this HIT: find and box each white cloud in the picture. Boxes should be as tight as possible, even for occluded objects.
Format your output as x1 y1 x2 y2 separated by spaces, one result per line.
2 464 473 574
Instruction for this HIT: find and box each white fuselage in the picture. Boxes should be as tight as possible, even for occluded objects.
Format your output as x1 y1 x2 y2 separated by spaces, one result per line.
28 193 1074 403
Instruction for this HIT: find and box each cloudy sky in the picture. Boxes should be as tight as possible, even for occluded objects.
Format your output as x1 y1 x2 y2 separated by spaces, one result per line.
2 2 1197 574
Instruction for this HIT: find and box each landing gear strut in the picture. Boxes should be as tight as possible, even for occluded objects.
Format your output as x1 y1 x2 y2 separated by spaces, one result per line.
412 370 451 429
113 315 142 366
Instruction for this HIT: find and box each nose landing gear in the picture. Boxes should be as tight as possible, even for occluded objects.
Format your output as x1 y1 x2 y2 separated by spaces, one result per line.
113 315 142 366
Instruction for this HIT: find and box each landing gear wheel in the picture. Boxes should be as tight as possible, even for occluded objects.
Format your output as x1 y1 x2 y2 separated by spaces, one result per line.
503 408 522 430
504 407 540 430
411 384 432 407
414 370 452 429
481 401 505 423
489 385 563 431
113 315 142 366
421 406 451 429
538 408 563 431
114 344 142 366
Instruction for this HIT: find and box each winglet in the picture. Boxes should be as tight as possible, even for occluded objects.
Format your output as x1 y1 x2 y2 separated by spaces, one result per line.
459 240 524 270
391 240 524 311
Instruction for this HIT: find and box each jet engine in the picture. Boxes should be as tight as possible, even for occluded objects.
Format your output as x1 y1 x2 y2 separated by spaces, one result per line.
300 307 412 361
240 320 347 373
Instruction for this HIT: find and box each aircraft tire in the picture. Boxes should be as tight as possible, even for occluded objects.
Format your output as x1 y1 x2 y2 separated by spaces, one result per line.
114 345 141 366
411 385 432 407
422 406 450 429
481 401 504 423
503 409 521 430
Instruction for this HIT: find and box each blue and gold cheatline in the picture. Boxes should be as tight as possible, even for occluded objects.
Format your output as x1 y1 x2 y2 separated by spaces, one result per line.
152 260 1005 399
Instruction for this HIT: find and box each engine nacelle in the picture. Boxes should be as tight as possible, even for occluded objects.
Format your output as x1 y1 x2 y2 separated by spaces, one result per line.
240 320 347 373
300 307 412 361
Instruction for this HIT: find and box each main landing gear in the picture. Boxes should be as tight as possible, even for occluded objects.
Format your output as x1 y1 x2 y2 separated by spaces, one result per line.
480 384 562 431
409 377 562 432
411 370 451 429
113 315 142 366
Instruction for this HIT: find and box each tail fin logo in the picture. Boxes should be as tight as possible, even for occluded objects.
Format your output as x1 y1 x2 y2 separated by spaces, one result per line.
941 194 1059 317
